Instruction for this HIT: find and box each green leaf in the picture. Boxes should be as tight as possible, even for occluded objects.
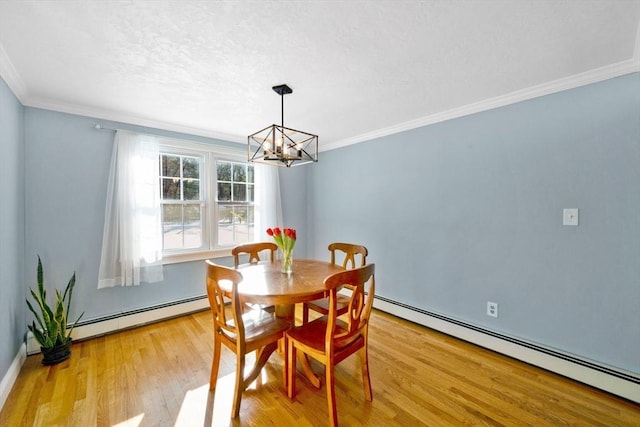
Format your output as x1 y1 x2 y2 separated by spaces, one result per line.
26 255 80 348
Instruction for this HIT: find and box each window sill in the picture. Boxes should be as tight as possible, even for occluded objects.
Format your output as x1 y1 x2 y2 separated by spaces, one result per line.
162 248 232 265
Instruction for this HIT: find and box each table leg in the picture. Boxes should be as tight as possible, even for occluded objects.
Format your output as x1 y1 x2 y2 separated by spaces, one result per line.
275 303 295 319
241 342 279 390
275 303 322 388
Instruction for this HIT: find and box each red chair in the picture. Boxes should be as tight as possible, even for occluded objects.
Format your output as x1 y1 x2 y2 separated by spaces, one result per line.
286 263 375 426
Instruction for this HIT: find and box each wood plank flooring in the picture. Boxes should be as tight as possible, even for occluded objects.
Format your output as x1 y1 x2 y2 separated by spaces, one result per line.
1 308 638 426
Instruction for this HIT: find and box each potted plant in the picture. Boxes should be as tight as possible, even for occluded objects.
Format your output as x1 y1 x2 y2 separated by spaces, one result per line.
26 255 84 365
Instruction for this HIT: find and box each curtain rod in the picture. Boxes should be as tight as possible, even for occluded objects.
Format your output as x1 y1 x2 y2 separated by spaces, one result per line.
94 123 191 143
94 123 205 145
94 124 117 131
93 123 245 155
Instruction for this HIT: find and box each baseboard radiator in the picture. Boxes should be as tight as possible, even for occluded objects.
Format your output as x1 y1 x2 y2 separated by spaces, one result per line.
26 295 210 355
24 293 640 403
372 295 640 404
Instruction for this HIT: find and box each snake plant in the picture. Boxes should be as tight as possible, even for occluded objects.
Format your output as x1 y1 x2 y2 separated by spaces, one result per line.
26 256 84 349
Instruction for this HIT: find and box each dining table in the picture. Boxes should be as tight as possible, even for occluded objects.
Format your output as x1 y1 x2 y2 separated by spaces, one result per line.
225 258 344 389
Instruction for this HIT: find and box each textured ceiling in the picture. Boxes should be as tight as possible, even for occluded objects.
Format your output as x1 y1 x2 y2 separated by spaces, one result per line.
0 1 639 150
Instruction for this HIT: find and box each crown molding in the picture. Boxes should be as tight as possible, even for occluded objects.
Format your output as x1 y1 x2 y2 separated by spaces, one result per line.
0 42 27 103
25 96 245 144
321 58 640 153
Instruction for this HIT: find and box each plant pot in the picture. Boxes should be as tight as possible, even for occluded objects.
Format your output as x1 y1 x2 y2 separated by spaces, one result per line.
41 341 71 365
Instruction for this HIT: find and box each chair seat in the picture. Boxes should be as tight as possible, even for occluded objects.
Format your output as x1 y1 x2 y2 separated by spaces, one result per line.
223 309 291 344
287 316 364 354
306 293 350 315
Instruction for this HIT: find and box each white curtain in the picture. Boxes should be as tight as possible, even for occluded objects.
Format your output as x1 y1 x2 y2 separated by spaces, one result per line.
98 130 164 288
253 164 283 241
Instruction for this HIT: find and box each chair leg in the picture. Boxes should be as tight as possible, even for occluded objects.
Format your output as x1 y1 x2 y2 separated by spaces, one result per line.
360 345 372 401
326 363 338 427
287 339 297 399
282 337 288 391
232 353 246 418
209 336 221 391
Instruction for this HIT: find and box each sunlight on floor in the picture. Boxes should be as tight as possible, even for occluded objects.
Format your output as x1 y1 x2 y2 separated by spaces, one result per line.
112 413 144 427
174 375 233 427
174 354 271 427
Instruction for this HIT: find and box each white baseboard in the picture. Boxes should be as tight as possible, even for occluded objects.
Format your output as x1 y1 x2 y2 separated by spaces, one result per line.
0 343 27 413
27 297 210 355
373 297 640 404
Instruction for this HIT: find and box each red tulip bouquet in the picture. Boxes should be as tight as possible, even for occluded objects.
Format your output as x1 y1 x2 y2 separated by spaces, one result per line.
267 227 296 273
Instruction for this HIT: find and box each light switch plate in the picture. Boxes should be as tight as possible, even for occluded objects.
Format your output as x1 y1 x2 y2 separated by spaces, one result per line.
563 208 579 226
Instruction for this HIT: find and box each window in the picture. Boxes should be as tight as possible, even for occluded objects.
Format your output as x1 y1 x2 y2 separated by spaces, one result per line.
157 139 264 263
160 153 204 251
216 161 255 246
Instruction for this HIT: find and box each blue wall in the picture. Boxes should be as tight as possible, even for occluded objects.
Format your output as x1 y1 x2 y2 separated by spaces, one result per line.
2 72 637 385
288 73 640 373
279 163 311 257
0 76 25 381
23 110 239 323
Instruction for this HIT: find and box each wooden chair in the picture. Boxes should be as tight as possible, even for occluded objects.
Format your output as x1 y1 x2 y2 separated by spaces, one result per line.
232 242 278 313
206 260 290 418
301 243 368 324
286 263 375 426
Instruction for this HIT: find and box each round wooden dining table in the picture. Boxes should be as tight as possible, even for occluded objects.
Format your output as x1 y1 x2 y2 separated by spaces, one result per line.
232 259 343 313
226 259 344 388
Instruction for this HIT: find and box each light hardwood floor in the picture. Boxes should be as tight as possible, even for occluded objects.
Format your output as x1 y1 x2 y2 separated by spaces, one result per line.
1 308 638 426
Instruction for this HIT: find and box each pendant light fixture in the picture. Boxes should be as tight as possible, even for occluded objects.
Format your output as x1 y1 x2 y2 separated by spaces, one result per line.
248 84 318 168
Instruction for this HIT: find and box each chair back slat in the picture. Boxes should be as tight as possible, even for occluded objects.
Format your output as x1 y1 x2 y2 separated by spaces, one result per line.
328 242 368 269
206 260 245 344
323 264 375 350
232 242 278 267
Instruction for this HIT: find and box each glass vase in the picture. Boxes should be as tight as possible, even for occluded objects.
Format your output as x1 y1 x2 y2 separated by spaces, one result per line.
281 250 293 274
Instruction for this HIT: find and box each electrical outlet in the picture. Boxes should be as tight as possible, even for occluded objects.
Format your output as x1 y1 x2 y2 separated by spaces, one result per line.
563 208 579 226
487 301 498 318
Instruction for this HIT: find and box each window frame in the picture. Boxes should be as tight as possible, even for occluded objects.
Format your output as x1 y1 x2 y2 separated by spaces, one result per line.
157 137 251 264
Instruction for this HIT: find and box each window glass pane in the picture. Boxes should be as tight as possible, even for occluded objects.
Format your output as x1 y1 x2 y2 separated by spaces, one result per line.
162 205 183 250
217 205 254 246
217 204 234 246
183 204 202 248
218 182 231 201
248 183 254 203
218 205 233 225
240 206 255 243
183 179 200 200
233 183 246 202
183 157 199 179
247 165 254 183
247 204 255 227
233 164 246 182
162 155 180 177
162 178 180 200
217 162 231 181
